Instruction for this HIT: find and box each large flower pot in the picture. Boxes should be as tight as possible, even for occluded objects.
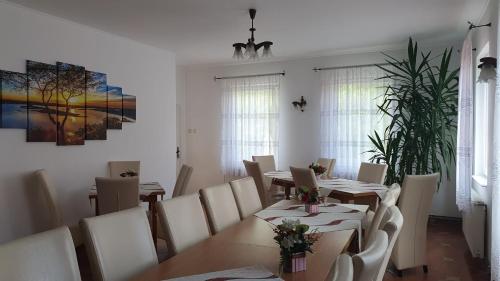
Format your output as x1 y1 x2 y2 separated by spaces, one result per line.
283 252 307 273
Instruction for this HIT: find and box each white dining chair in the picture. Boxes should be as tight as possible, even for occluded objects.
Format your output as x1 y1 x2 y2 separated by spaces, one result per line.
363 183 401 248
230 177 263 219
357 162 388 184
243 160 284 207
329 253 354 281
289 166 318 190
252 155 276 173
33 169 83 247
391 173 440 275
317 158 336 178
95 177 139 215
375 206 404 281
80 207 158 281
200 183 241 234
157 193 211 256
353 230 388 281
108 161 140 178
171 164 194 197
0 226 81 281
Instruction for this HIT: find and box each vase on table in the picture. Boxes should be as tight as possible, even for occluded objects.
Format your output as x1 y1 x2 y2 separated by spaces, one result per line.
283 252 307 273
305 203 319 214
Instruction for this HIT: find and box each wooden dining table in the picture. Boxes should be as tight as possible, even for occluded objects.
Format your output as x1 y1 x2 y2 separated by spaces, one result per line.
88 183 166 248
128 200 357 281
265 171 387 208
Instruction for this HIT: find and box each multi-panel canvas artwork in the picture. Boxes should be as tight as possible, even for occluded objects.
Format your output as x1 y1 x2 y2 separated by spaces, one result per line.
0 60 136 145
85 71 107 140
1 71 27 129
122 94 136 123
107 86 123 130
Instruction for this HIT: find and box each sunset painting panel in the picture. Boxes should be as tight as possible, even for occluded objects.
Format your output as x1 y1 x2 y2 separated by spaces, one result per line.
27 61 57 142
122 94 136 123
1 71 27 129
107 86 122 129
56 62 86 145
85 71 107 140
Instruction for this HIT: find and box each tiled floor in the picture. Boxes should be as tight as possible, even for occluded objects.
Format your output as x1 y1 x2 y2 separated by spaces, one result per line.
77 218 490 281
383 218 490 281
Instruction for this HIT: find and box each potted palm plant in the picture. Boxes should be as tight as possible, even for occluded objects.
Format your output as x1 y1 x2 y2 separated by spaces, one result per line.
368 38 459 185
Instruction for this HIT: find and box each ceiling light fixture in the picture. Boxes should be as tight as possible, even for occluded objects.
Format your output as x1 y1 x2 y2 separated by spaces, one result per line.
233 9 273 60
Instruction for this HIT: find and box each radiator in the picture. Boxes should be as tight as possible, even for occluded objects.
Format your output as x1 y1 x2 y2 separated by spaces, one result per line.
462 202 486 258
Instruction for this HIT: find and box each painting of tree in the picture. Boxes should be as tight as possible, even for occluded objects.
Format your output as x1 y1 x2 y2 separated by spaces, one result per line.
56 62 86 145
27 61 57 142
122 94 136 123
85 71 107 140
1 70 27 129
107 86 122 129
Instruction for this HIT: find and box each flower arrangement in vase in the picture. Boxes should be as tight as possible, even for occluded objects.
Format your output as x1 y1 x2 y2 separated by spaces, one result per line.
273 219 319 273
298 186 320 213
120 169 138 177
309 163 326 180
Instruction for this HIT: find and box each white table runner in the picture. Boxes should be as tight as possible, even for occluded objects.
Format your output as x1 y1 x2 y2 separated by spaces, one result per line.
164 266 282 281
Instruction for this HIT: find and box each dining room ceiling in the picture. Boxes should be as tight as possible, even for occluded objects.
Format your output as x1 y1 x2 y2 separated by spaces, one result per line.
5 0 489 66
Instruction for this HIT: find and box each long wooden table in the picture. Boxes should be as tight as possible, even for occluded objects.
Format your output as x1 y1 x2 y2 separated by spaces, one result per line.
88 183 166 248
128 200 356 281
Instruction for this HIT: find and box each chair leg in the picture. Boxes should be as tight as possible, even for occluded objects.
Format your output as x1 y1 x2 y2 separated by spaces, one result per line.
396 269 403 277
423 265 428 273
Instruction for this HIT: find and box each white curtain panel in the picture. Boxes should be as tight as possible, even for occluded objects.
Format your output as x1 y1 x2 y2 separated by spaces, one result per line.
320 66 389 179
221 75 280 177
491 5 500 279
456 34 473 213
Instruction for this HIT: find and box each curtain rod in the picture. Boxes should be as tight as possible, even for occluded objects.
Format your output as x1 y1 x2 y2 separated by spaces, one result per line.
468 21 491 30
313 63 390 72
214 71 285 81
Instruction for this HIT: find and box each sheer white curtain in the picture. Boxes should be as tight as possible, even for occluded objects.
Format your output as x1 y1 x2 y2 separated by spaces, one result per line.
221 75 280 177
456 34 473 213
491 6 500 279
320 66 389 179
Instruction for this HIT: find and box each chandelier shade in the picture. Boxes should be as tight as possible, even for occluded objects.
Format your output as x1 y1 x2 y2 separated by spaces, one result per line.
232 9 274 60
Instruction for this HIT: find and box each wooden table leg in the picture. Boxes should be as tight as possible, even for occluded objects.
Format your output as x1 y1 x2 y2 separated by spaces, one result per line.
285 186 291 200
95 198 99 216
148 196 158 249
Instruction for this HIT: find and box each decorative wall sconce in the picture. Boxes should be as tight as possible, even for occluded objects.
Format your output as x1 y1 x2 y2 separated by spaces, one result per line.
478 57 497 83
292 96 307 112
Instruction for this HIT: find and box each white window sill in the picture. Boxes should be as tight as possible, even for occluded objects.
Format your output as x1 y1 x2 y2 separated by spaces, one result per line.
471 175 488 206
472 175 488 187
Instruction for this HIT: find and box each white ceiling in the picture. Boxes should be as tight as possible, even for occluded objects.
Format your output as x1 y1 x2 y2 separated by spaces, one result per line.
5 0 489 65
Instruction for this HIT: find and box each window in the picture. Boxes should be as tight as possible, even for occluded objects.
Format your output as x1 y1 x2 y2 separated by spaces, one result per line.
320 66 389 179
220 75 280 177
474 43 490 183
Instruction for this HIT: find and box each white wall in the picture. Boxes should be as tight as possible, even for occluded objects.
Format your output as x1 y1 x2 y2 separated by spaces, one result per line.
0 1 177 243
182 42 462 218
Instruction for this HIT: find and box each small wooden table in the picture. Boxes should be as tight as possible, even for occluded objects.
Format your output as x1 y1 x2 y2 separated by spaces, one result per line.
88 183 166 248
128 200 356 281
265 172 387 208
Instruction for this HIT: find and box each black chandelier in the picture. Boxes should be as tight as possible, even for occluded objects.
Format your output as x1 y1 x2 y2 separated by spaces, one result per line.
232 9 273 60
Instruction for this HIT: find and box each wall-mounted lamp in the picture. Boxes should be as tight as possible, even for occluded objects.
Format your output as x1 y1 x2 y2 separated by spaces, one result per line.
292 96 307 112
478 57 497 83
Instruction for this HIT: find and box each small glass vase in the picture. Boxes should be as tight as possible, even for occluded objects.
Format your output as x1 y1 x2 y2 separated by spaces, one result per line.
315 174 322 181
305 203 319 214
283 252 307 273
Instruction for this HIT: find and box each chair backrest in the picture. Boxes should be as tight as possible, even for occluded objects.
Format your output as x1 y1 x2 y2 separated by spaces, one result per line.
80 207 158 281
157 193 210 256
353 230 388 281
200 183 241 234
172 164 193 197
290 166 318 190
243 160 269 207
34 169 63 228
108 161 140 178
375 206 404 281
252 155 276 173
318 158 336 178
95 177 139 215
357 163 388 184
230 177 263 219
330 253 354 281
0 227 81 281
391 173 439 270
364 183 401 248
